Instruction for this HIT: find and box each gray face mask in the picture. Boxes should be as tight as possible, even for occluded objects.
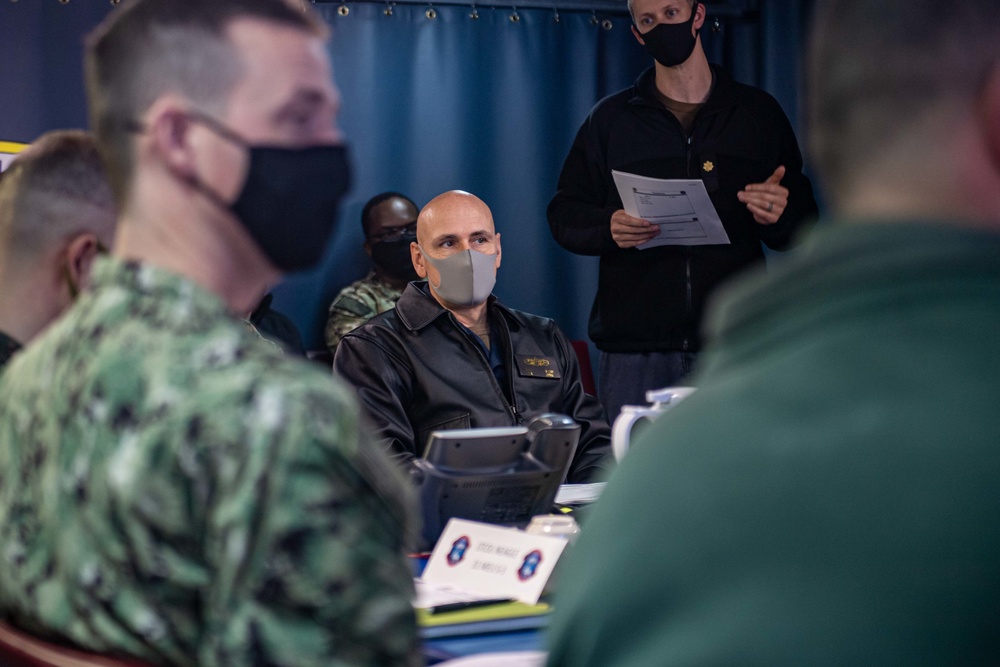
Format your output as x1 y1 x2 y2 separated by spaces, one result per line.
419 246 497 307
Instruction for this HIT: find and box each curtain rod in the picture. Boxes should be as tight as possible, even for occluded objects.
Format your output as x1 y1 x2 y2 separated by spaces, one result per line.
26 0 755 19
312 0 755 18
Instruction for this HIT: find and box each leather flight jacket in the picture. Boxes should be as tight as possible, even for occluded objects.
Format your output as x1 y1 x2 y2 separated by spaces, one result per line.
334 283 614 483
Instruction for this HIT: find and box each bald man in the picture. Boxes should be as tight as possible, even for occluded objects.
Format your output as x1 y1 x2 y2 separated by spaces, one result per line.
334 190 613 483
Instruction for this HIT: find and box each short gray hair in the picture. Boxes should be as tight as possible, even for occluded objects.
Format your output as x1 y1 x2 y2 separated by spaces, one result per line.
0 130 115 263
808 0 1000 203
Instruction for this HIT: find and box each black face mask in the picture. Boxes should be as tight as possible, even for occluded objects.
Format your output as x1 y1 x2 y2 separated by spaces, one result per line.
370 233 419 282
188 112 352 273
637 3 699 68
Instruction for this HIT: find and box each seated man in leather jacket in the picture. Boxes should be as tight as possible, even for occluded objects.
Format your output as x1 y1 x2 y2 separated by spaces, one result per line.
334 190 614 483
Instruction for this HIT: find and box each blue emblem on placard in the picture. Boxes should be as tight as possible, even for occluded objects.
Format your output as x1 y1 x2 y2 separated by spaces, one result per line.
518 549 543 581
447 536 470 566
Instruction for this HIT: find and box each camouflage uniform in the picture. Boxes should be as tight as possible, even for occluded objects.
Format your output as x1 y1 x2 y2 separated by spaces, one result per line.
0 258 420 667
325 271 404 354
0 330 20 369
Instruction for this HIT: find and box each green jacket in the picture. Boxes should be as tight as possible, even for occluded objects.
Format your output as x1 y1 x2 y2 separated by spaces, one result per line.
548 221 1000 666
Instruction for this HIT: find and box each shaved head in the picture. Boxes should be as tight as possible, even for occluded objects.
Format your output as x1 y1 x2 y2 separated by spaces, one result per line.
416 190 494 247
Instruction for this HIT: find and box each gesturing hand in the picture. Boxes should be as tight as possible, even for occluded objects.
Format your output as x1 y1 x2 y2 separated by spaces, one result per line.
737 165 788 225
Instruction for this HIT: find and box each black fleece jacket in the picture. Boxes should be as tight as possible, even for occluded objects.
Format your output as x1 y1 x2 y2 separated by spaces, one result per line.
548 65 818 353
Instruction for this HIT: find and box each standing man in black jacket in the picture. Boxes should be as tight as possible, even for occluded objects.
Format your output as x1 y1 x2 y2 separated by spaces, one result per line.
335 190 613 483
548 0 817 421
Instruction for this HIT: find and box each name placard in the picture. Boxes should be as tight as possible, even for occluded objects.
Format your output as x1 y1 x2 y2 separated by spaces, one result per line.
422 519 568 604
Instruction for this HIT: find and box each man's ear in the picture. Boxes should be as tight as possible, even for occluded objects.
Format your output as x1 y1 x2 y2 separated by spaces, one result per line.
411 241 426 278
63 233 102 294
145 97 198 184
631 24 645 45
693 2 705 30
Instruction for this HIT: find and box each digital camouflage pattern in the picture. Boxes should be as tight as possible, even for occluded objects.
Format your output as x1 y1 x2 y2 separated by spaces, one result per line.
325 271 404 354
0 257 420 667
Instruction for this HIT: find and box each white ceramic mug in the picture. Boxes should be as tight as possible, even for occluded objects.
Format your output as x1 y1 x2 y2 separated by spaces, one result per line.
611 386 696 461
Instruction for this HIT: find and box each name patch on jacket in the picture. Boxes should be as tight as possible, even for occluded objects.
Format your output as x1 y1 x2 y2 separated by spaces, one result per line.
516 355 561 379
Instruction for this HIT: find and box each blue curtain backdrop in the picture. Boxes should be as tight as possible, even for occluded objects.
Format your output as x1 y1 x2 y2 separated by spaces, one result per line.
0 0 815 350
293 2 651 348
0 2 112 138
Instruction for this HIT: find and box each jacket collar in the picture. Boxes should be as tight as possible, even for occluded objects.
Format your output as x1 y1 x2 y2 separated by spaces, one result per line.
705 220 1000 353
628 63 737 114
395 282 528 332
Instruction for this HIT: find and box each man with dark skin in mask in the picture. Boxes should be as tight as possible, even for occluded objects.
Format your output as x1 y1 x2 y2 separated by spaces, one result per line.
325 191 419 354
548 0 818 423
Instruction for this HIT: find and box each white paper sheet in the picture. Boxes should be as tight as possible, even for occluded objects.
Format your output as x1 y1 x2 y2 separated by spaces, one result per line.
612 170 730 248
554 482 606 505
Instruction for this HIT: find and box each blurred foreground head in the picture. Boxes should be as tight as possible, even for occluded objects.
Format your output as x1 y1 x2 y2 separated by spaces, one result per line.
809 0 1000 225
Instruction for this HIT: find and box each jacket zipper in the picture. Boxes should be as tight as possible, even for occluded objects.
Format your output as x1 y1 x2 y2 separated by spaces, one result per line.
685 134 693 176
462 313 522 426
683 134 694 351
